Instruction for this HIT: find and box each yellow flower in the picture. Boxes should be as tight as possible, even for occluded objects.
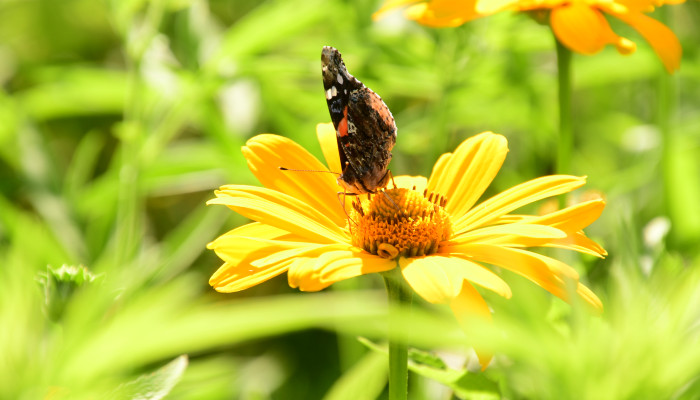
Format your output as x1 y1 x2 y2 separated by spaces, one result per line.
374 0 684 73
207 124 606 366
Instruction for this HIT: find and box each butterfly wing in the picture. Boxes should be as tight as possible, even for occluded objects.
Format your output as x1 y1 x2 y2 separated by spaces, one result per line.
321 46 396 194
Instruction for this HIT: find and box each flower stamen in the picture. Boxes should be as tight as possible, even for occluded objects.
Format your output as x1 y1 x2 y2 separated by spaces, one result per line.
351 188 452 259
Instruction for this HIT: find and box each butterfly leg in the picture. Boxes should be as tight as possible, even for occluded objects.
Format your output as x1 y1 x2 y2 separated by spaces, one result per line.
336 190 359 228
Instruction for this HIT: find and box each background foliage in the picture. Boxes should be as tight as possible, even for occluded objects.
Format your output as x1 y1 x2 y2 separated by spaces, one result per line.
1 0 699 399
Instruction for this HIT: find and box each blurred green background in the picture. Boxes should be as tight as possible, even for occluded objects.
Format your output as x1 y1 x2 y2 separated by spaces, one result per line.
1 0 699 399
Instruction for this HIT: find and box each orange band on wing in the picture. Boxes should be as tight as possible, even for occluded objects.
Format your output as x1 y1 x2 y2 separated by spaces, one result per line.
338 106 349 137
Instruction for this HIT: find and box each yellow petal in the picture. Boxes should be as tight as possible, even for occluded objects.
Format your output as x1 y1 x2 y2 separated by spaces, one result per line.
446 242 578 281
316 123 343 175
373 0 423 20
207 222 307 261
427 152 452 187
576 282 604 312
209 185 348 244
479 219 606 257
393 175 428 193
611 11 682 73
546 231 608 257
454 175 586 233
243 134 347 226
427 132 508 219
529 199 606 232
476 0 519 14
550 3 628 55
209 234 308 266
287 256 328 291
286 245 346 291
405 0 482 27
451 223 567 246
286 246 395 291
207 221 299 243
400 255 512 303
479 200 607 256
207 223 307 292
444 244 604 309
207 223 311 292
251 244 328 268
613 0 684 12
449 281 493 369
210 260 292 292
318 249 396 283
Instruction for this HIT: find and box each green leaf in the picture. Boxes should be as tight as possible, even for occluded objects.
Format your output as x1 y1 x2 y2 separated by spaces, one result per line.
108 355 188 400
16 68 128 120
323 350 387 400
204 0 326 73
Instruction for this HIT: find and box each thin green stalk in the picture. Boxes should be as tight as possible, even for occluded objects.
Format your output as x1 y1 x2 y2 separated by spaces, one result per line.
382 267 412 400
113 0 167 268
555 38 572 176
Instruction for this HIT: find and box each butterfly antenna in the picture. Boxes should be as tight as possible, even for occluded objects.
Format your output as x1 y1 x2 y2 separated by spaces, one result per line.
279 166 341 175
380 189 402 214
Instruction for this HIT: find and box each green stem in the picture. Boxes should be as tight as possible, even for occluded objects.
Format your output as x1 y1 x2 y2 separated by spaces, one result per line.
382 267 412 400
555 38 573 176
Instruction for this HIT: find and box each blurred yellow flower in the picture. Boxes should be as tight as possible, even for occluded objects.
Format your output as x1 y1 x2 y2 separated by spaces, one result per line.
374 0 684 73
207 124 606 366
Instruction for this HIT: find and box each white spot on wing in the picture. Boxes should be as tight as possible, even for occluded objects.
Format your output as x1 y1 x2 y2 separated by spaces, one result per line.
348 120 357 135
337 74 344 84
325 88 333 100
331 86 338 97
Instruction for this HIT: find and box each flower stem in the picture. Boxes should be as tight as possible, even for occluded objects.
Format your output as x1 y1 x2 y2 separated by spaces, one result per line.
555 38 572 176
382 267 412 400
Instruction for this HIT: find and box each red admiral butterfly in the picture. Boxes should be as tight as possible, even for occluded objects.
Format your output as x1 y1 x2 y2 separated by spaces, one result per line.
322 46 397 195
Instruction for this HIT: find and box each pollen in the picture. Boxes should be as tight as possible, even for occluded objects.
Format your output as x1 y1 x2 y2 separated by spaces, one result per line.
350 188 452 259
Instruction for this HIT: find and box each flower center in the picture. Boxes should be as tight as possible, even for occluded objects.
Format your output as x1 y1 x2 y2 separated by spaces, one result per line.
350 188 452 259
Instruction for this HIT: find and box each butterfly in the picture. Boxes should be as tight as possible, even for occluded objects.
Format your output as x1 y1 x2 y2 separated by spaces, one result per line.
321 46 397 195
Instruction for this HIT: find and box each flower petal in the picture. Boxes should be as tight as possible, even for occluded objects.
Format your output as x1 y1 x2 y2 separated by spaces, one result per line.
611 11 682 73
404 0 482 27
287 246 395 291
530 199 605 232
209 221 299 242
427 152 452 186
209 185 348 244
614 0 684 13
394 175 428 193
373 0 423 20
400 255 511 304
449 281 493 369
451 223 567 246
454 175 586 233
427 132 508 219
207 224 309 292
551 3 631 55
447 242 579 281
318 249 396 284
317 123 343 176
251 243 328 268
476 0 520 14
576 282 604 312
487 200 608 256
210 260 292 292
546 231 607 257
443 244 605 310
243 134 347 225
207 222 307 258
